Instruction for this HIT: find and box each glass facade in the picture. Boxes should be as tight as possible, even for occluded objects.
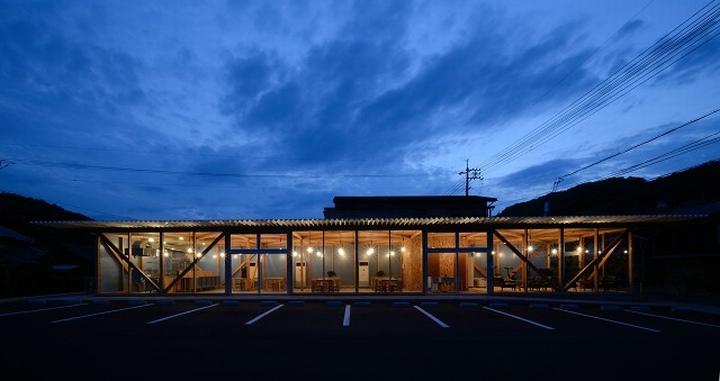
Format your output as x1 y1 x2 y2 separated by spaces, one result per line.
93 222 634 296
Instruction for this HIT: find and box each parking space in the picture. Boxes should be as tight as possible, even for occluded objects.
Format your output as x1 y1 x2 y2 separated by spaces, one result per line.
1 297 718 380
3 298 720 333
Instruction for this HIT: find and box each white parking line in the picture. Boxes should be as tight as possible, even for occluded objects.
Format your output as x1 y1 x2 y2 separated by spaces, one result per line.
52 303 153 323
146 303 219 325
554 308 660 332
483 306 556 330
244 304 285 325
0 303 88 317
413 305 449 328
343 304 351 326
627 309 720 329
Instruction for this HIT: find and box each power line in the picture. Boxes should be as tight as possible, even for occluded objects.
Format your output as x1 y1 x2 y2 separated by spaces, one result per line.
552 107 720 191
554 129 720 192
1 157 426 180
444 179 466 196
479 0 720 177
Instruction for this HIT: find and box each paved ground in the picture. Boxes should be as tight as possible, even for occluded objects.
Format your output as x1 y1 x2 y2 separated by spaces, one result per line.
1 293 719 380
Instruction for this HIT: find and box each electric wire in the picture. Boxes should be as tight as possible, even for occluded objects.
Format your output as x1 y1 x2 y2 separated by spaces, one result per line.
479 0 720 177
483 1 720 173
553 107 720 190
555 129 720 191
0 157 425 179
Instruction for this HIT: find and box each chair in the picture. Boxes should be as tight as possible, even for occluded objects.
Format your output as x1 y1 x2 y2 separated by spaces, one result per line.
375 279 389 292
232 277 246 291
579 278 595 291
389 278 402 292
533 268 554 291
132 271 147 292
440 277 455 292
327 278 339 292
312 279 327 292
493 276 516 291
600 275 619 291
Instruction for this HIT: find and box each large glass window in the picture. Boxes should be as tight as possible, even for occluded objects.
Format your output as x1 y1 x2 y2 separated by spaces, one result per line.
293 231 352 293
359 229 420 293
460 232 488 292
230 233 288 294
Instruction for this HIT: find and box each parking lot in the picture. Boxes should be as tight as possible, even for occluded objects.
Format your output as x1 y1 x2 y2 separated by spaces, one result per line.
1 296 719 380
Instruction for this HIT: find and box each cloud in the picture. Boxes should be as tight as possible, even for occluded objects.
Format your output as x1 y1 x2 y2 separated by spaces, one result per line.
2 1 717 221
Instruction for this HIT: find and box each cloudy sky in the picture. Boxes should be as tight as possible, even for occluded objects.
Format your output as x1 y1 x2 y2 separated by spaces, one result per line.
1 0 719 220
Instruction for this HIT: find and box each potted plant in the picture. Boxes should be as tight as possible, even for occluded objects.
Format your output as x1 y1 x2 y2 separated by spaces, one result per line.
327 270 336 277
376 270 385 277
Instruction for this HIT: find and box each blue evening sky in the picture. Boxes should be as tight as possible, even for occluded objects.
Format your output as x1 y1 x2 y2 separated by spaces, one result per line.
1 0 719 220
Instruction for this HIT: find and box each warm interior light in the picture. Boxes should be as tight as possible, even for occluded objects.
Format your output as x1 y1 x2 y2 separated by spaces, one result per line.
338 247 345 256
367 247 374 255
307 247 314 253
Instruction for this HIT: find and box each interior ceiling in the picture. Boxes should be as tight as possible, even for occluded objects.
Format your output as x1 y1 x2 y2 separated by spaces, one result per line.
110 227 626 249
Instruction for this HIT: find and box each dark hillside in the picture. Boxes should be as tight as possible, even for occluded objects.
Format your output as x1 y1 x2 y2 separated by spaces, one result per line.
0 193 94 297
498 160 720 216
0 192 92 245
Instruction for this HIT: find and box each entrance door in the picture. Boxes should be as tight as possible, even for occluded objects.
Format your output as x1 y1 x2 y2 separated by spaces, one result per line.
427 252 457 293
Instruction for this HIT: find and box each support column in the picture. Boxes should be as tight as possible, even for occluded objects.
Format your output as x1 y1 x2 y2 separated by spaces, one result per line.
486 229 494 294
225 232 232 295
159 232 165 294
627 231 634 291
558 228 564 292
286 232 293 295
422 230 428 294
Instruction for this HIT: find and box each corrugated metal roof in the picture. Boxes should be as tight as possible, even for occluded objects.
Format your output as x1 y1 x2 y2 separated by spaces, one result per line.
32 214 709 231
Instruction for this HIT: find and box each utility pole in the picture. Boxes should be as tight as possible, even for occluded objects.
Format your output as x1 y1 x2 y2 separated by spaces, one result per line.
458 159 482 196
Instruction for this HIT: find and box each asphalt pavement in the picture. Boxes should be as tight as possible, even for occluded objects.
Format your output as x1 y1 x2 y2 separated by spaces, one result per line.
1 292 719 380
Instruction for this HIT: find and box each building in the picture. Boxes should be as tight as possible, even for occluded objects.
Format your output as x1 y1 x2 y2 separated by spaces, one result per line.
323 195 497 218
34 196 708 296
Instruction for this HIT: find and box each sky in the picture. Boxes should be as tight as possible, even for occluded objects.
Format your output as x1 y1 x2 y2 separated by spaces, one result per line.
1 0 719 221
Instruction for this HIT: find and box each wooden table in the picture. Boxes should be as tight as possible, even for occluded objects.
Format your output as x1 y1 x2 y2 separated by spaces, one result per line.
263 277 286 291
311 277 340 292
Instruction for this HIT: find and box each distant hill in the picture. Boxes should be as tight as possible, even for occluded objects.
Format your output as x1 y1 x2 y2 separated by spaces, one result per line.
0 192 92 248
0 193 95 297
498 160 720 217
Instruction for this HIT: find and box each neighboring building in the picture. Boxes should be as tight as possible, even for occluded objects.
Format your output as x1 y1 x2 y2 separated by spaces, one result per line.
323 195 497 218
0 225 45 297
35 196 709 297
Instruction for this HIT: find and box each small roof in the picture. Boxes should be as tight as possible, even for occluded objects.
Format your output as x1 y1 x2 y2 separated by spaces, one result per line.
0 225 34 243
